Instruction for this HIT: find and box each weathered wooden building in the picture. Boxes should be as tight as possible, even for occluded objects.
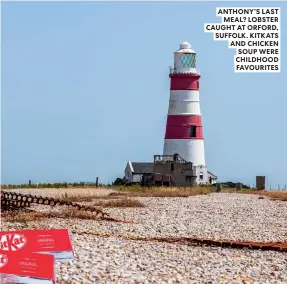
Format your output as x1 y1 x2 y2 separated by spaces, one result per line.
124 154 217 187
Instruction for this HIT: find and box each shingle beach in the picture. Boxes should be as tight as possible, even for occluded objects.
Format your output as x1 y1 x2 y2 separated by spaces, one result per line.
2 190 287 284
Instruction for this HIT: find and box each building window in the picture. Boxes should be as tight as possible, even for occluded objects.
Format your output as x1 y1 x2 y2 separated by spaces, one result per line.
189 126 196 138
186 176 193 182
199 172 203 179
171 163 174 171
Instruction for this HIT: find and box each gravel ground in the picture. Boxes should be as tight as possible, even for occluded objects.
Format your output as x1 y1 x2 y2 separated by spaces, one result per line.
2 192 287 283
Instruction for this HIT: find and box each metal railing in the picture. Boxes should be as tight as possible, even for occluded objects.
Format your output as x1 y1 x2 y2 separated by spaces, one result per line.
169 67 200 75
154 154 188 164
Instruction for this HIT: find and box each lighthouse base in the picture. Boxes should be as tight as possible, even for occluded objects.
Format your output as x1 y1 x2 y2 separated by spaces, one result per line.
163 139 214 185
163 139 206 166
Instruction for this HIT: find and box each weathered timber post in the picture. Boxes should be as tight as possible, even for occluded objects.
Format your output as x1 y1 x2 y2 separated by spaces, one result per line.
236 183 242 191
256 176 266 190
216 183 222 192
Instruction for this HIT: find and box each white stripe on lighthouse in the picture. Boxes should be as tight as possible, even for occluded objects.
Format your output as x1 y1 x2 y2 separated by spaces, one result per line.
170 90 200 102
163 139 206 166
168 101 201 115
168 90 201 115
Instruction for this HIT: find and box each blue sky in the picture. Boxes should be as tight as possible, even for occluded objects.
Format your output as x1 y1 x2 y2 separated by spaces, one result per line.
2 1 287 187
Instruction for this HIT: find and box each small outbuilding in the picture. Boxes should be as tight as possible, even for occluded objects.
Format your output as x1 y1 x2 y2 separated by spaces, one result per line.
124 161 154 183
124 157 217 186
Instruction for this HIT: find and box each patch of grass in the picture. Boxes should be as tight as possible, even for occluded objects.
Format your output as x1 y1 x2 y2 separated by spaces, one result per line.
110 184 142 192
1 211 48 223
57 208 101 219
119 186 213 197
2 187 115 201
59 192 123 203
1 207 103 223
93 198 145 208
1 182 105 189
222 188 287 201
108 192 128 197
60 193 92 202
257 190 287 201
113 186 287 201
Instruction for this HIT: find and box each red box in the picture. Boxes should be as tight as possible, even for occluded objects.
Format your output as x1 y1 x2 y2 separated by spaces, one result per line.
0 229 74 262
0 251 55 284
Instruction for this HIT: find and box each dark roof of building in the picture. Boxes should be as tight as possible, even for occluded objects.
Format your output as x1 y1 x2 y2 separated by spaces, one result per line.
207 171 217 178
131 162 154 174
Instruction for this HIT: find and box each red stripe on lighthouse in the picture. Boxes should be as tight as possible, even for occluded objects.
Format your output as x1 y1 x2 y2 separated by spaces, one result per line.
170 74 200 91
166 115 202 126
165 115 204 139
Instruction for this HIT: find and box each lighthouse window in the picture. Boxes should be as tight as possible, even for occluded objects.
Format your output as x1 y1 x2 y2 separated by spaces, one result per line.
180 53 196 68
189 126 196 138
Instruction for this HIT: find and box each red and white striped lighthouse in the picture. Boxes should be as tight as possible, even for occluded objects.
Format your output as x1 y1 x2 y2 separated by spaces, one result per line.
163 42 206 167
